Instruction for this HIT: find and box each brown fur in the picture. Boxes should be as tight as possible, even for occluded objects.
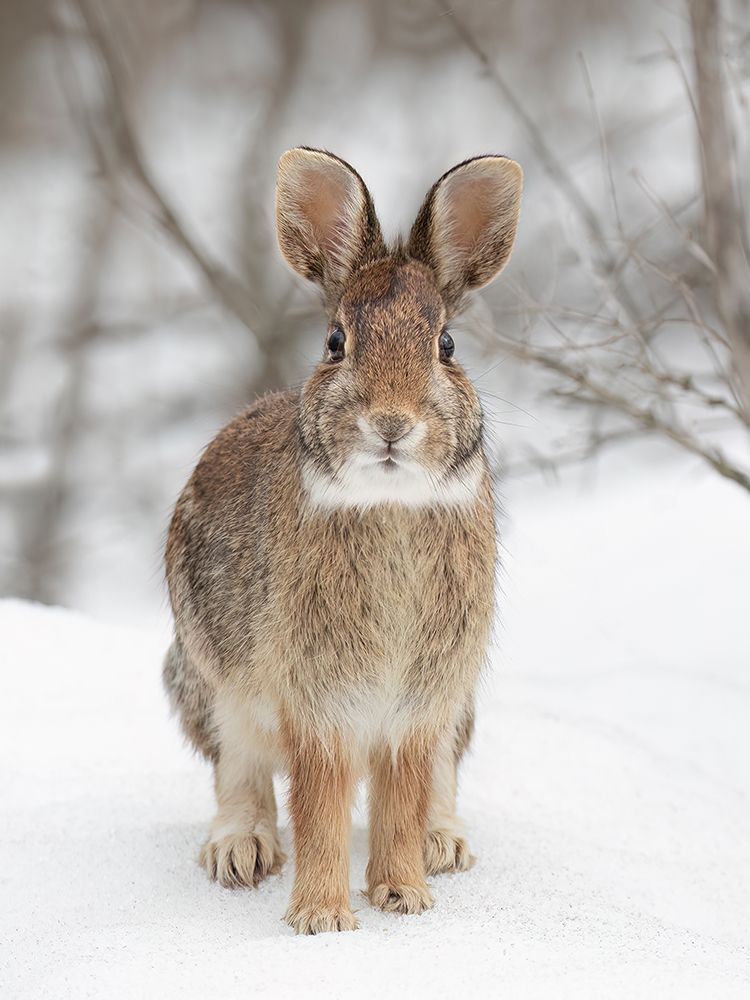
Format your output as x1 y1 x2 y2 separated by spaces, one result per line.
367 735 436 914
164 148 522 933
283 725 357 933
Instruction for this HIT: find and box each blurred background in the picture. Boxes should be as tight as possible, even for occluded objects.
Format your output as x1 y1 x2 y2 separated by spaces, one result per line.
1 0 748 623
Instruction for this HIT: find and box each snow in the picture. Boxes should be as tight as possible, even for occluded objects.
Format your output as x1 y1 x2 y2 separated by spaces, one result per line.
2 464 750 999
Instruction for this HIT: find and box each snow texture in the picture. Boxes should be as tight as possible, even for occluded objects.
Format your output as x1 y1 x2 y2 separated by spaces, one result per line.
2 467 749 998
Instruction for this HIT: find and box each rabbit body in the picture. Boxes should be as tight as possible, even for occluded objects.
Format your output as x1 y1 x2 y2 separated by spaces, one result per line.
166 385 494 764
164 149 522 933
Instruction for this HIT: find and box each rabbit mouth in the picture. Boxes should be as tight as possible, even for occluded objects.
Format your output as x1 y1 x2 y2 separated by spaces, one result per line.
364 447 412 472
355 415 428 473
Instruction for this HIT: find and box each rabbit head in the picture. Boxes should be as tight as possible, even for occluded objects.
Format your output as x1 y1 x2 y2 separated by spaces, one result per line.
276 148 522 509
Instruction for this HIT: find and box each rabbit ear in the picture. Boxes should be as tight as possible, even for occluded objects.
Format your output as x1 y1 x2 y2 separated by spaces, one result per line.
408 156 523 309
276 147 385 297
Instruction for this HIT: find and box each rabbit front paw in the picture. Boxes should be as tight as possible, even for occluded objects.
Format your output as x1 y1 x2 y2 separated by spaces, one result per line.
199 829 285 888
285 900 358 935
367 880 434 915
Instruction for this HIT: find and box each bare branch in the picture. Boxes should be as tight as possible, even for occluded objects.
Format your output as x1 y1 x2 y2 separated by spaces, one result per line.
437 0 642 323
495 334 750 493
73 0 260 335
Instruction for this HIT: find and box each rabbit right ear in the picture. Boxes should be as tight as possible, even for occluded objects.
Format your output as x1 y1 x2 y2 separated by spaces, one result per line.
408 155 523 311
276 148 385 298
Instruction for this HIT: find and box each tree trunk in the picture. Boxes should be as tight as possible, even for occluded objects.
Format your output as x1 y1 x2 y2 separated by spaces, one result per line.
689 0 750 412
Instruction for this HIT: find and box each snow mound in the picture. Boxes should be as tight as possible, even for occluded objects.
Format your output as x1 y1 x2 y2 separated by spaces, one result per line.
2 471 749 998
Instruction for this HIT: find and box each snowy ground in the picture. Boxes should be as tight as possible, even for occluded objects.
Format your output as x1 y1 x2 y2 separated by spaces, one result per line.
2 461 750 998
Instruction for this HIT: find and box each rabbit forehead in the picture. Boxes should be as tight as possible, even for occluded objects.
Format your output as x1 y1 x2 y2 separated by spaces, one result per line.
337 258 445 342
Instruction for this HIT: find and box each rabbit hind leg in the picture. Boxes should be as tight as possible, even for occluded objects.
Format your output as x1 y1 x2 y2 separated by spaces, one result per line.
200 699 285 889
424 706 476 876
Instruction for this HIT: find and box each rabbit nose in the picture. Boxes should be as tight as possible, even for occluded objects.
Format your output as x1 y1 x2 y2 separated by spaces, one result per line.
369 412 415 443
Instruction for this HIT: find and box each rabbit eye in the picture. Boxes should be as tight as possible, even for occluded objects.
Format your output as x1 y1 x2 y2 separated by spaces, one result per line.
439 329 455 362
326 327 346 362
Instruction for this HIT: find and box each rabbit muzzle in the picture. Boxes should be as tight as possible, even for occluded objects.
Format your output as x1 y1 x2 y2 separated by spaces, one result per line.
356 413 427 468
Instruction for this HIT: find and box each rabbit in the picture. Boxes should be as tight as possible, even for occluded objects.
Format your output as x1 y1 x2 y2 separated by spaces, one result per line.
163 147 523 934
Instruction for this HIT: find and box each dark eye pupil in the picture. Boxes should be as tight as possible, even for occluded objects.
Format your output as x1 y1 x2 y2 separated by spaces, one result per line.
439 330 455 360
327 327 345 360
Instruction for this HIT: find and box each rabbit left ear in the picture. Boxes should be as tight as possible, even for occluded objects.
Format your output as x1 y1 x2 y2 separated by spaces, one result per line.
408 155 523 309
276 147 385 298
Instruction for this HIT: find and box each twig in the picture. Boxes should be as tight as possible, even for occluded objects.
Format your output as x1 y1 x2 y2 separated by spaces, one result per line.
495 335 750 493
503 428 642 479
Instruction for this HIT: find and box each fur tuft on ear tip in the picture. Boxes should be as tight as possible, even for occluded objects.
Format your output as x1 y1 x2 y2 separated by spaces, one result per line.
408 155 523 309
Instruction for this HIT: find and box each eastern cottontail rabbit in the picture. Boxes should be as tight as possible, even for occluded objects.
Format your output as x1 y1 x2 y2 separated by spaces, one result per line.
164 148 523 934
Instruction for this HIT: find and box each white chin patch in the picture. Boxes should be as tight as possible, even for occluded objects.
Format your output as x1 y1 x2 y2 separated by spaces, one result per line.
302 455 483 511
